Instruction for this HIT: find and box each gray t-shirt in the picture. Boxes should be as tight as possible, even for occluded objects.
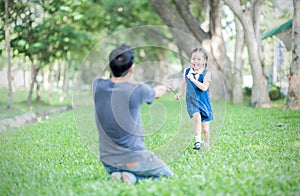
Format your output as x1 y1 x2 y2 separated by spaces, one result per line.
93 79 156 165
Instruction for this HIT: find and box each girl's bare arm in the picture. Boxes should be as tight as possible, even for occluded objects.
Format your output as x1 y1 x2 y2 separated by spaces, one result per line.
187 73 210 91
175 79 186 99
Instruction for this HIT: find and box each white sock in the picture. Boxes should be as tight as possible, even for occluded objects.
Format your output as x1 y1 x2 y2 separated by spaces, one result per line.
204 142 209 148
195 135 202 143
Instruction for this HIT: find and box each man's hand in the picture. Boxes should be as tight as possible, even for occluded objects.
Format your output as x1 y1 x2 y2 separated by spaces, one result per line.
154 85 170 98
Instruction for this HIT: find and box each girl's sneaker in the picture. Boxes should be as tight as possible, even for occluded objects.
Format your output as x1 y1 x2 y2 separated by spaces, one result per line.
193 142 202 150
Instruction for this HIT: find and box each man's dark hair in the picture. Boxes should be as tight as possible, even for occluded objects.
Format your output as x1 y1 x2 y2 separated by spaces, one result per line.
109 44 134 77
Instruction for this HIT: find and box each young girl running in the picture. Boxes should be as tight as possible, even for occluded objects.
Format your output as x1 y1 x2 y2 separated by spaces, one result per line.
175 47 213 150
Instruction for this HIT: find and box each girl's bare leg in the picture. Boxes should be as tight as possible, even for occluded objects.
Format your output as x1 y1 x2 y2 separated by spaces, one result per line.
201 122 210 147
193 112 202 143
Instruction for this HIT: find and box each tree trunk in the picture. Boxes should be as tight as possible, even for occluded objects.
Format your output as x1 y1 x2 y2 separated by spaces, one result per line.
27 63 38 105
233 17 244 104
48 66 53 103
23 68 26 88
244 17 271 107
149 0 233 101
59 60 65 102
36 65 42 102
208 0 233 100
61 59 69 102
5 0 13 109
27 57 41 105
63 61 69 93
155 51 169 83
286 0 300 109
56 61 61 88
224 0 271 107
251 0 265 64
149 0 201 54
36 79 41 102
26 3 35 106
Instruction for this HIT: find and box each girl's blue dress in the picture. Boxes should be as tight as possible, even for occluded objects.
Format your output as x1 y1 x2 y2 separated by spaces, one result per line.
185 68 213 122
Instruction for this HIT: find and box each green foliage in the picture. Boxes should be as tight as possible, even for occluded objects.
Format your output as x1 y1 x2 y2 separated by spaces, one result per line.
1 0 94 67
262 0 293 31
100 0 163 34
269 85 286 100
0 97 299 195
243 87 252 96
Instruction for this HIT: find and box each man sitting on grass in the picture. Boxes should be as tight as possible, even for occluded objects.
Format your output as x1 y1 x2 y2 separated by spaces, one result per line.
93 44 173 184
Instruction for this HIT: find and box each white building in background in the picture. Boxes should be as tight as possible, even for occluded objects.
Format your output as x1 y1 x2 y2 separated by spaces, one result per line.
0 65 31 89
242 75 253 88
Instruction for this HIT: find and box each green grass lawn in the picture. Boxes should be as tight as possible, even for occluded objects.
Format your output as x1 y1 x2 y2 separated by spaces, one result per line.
0 95 300 195
0 88 72 120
